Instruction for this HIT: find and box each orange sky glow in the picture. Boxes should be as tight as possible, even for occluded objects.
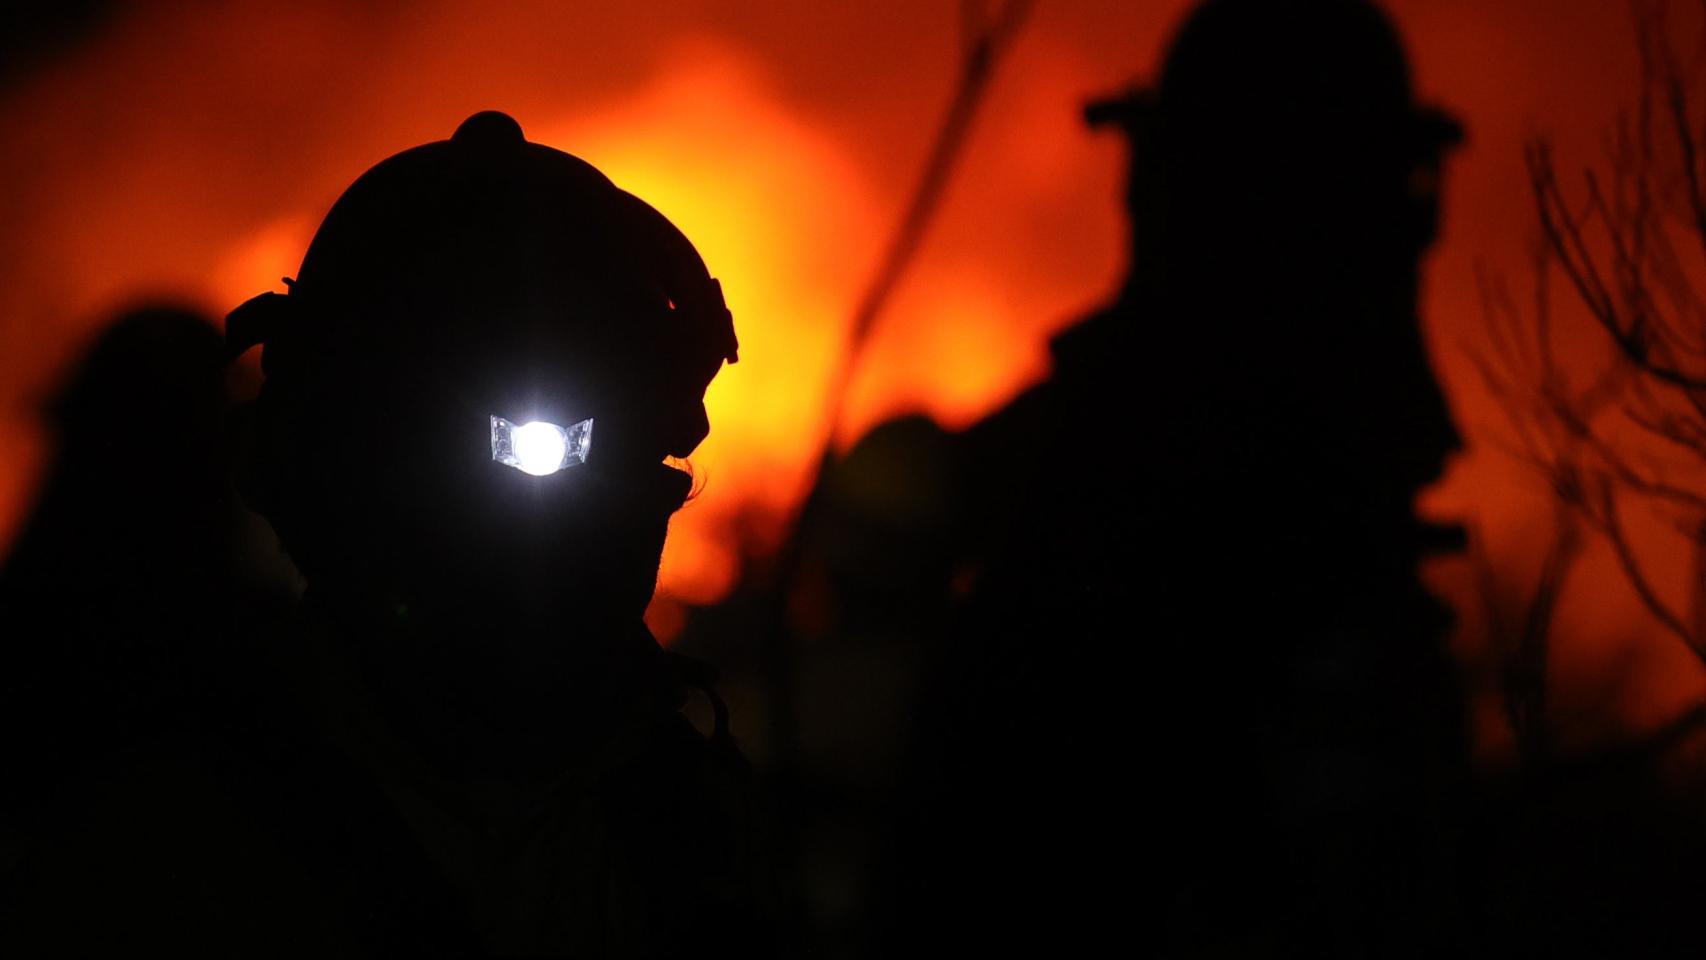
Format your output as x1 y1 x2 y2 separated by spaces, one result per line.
0 0 1695 763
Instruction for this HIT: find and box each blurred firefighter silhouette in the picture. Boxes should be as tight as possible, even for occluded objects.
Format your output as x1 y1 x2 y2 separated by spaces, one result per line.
861 0 1473 953
1 112 773 957
0 306 237 831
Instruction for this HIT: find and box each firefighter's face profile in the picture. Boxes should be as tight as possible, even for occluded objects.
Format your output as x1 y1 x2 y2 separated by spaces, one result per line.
313 320 691 623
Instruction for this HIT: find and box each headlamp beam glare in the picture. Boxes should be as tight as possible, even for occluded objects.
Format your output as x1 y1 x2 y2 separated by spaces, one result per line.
491 415 593 476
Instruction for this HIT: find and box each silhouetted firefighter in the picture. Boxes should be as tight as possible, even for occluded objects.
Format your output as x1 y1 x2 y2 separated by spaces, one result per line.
861 0 1472 954
0 112 774 957
0 307 246 858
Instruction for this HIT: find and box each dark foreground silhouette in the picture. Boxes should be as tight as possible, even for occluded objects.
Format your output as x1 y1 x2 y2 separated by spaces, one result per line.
0 307 250 850
1 113 774 957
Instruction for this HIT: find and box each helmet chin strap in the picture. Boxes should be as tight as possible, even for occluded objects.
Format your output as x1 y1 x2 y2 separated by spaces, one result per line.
359 459 691 632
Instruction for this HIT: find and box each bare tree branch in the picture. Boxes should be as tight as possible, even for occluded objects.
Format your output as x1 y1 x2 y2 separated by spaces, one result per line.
1593 478 1700 651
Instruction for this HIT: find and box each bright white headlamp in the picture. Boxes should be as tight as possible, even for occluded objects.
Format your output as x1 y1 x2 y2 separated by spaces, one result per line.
490 415 594 476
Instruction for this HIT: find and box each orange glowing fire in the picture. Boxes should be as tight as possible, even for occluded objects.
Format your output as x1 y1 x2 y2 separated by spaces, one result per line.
198 40 1089 618
0 0 1701 758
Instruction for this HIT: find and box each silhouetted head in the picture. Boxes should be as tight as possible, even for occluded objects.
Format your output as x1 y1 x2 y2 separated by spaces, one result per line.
230 112 737 641
1087 1 1464 573
1091 0 1461 280
0 307 231 741
28 306 228 550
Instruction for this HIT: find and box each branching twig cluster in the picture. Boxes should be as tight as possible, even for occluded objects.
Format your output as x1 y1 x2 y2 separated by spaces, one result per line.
1477 1 1706 686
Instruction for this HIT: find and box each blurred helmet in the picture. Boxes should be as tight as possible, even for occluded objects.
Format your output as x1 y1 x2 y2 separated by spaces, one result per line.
1087 0 1461 163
